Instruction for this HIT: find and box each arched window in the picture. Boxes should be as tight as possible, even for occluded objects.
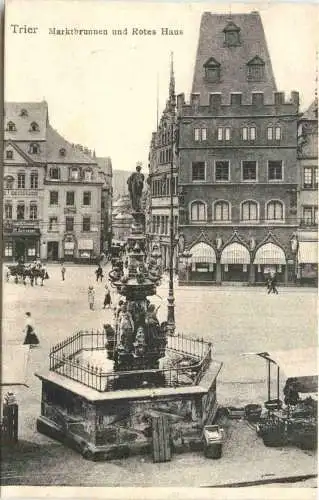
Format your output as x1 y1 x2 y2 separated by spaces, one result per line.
6 150 13 160
275 126 281 140
214 201 230 221
266 200 284 221
59 147 66 157
7 121 16 132
30 122 39 132
29 143 40 154
20 109 28 117
241 201 258 221
190 201 206 221
5 176 14 189
29 203 38 220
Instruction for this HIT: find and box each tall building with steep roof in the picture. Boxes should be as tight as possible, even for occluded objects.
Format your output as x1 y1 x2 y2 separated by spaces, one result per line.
148 11 300 285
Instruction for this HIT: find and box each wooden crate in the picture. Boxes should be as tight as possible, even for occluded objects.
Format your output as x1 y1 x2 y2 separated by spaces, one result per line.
152 415 171 463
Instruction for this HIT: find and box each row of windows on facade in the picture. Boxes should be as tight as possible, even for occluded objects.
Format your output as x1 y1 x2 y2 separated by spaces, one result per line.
6 121 40 132
188 200 286 222
151 176 178 197
6 147 68 159
5 173 39 189
6 144 41 157
204 63 265 83
301 205 318 226
49 191 92 206
151 215 179 235
5 203 38 220
48 216 92 232
4 166 95 189
48 166 93 181
193 125 282 142
191 160 286 182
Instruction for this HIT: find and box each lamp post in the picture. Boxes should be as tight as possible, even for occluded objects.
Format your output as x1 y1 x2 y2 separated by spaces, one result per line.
167 122 176 334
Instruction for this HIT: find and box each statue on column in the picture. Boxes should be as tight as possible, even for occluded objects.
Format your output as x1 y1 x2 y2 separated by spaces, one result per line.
127 163 144 212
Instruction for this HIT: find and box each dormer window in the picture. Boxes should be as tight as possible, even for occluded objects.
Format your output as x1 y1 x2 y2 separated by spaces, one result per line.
223 21 241 47
20 109 28 117
7 121 16 132
59 148 66 157
203 57 221 83
29 143 40 154
247 56 265 82
30 122 39 132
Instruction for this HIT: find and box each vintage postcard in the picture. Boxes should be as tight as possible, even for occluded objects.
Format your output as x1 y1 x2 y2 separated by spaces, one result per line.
1 0 318 498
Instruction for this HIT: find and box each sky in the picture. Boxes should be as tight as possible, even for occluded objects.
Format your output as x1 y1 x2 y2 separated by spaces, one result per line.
5 0 319 171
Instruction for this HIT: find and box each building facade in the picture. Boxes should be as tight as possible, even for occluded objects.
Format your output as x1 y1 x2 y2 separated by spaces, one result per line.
148 11 300 285
3 102 48 261
147 58 179 271
3 102 112 263
42 127 103 262
97 157 113 253
296 99 318 285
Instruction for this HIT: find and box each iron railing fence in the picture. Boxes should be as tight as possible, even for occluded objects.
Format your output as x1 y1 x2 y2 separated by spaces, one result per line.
49 329 212 392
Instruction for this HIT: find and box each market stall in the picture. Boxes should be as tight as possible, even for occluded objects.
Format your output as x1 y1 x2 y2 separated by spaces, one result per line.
253 348 317 449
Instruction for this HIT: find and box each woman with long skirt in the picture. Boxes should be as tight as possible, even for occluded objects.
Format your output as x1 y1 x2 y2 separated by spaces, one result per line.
23 312 39 347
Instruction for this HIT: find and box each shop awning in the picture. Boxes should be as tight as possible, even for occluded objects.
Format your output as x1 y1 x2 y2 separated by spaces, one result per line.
2 345 30 387
220 243 250 264
189 242 216 263
78 239 94 250
254 243 286 265
298 241 318 264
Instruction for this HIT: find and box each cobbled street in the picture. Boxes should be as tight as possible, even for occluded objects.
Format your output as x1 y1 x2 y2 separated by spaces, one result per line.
2 263 317 486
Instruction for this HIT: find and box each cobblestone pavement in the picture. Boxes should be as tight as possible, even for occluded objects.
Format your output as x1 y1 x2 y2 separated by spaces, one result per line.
1 264 317 487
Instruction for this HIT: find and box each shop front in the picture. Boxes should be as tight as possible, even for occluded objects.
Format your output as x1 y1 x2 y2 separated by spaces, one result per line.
77 239 94 262
3 225 40 262
297 241 318 286
254 243 287 284
188 242 216 282
220 243 250 283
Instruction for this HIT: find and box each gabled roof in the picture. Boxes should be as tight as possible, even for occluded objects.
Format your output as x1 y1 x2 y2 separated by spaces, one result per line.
203 57 221 68
300 98 318 121
192 12 277 104
223 21 240 32
4 101 48 141
247 55 265 66
46 125 97 164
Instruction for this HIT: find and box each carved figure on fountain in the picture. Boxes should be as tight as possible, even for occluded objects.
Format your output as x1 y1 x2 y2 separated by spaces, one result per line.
127 163 144 213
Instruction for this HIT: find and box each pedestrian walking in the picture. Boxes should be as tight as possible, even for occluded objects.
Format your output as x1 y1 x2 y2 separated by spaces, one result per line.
266 275 272 294
88 285 95 310
61 262 66 281
103 285 112 309
95 264 104 283
270 273 279 294
23 312 39 347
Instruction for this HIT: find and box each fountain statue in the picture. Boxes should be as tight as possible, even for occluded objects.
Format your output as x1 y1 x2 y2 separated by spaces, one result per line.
108 163 167 376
